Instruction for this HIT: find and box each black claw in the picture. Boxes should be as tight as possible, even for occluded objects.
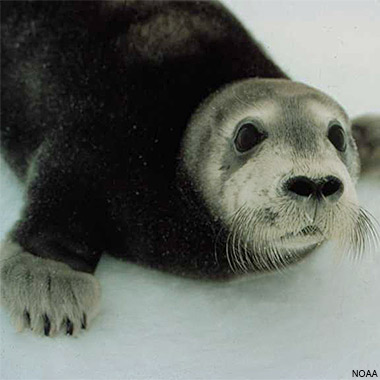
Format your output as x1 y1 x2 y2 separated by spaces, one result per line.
24 310 31 327
81 313 87 330
47 275 52 292
66 318 74 335
43 314 51 336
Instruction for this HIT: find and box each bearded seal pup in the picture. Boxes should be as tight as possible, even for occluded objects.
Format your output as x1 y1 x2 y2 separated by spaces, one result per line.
1 1 379 336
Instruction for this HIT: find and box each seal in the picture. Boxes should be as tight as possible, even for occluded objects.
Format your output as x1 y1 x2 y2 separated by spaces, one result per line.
1 1 378 336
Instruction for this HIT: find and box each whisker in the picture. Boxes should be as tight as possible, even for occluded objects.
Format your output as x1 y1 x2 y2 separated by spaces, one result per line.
219 192 379 274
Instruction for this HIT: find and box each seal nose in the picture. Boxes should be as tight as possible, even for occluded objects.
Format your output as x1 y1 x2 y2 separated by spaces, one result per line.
285 175 343 201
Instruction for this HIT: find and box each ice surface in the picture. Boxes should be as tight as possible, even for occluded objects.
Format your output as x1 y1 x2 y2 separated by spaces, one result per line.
1 1 379 379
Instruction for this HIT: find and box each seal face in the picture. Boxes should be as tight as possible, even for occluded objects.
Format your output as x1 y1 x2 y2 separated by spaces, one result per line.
182 78 364 271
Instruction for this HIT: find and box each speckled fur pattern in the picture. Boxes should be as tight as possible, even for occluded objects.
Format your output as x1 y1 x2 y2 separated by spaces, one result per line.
1 0 285 279
0 1 378 336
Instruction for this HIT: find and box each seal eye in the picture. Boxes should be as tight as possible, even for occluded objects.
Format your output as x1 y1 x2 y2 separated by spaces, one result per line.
328 124 346 152
234 122 265 152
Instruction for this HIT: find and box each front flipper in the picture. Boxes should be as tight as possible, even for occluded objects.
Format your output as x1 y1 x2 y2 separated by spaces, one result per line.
0 240 100 337
352 114 380 174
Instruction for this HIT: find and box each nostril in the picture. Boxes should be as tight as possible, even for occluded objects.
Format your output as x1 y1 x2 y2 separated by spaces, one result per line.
286 176 316 197
285 176 344 201
321 176 343 197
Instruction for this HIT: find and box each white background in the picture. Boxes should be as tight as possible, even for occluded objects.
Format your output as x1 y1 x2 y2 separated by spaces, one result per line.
1 1 379 379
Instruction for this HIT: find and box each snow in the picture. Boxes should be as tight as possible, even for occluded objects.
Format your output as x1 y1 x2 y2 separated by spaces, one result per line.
1 1 379 379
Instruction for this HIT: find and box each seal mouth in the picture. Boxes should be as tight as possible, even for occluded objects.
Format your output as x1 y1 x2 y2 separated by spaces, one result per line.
281 225 320 240
276 225 325 252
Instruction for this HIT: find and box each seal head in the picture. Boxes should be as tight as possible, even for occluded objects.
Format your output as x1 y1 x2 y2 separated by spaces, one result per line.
182 79 370 271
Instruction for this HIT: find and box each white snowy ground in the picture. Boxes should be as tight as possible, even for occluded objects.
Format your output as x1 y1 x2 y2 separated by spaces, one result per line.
1 1 379 379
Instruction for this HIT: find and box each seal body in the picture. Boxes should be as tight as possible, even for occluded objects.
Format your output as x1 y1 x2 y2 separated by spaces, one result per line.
1 0 286 278
1 1 377 336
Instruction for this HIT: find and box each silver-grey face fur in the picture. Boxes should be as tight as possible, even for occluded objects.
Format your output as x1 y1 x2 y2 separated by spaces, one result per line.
182 79 377 271
0 240 100 336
